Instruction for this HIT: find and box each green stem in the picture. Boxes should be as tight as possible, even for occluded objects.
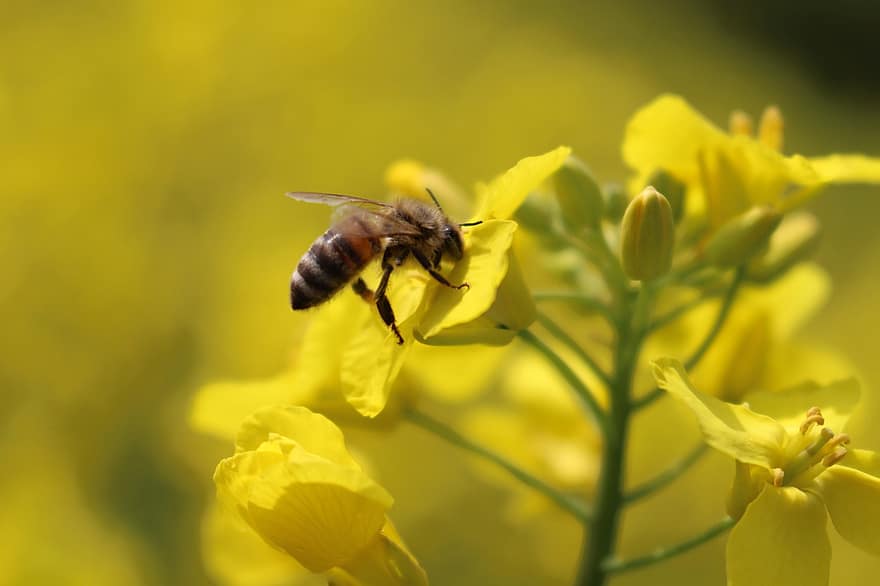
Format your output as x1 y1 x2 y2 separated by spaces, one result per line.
518 329 609 436
532 291 617 327
623 443 709 503
601 517 735 574
535 311 613 388
575 286 650 586
403 408 592 522
632 267 745 410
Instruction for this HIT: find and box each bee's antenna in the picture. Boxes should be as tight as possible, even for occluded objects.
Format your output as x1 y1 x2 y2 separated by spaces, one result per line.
459 220 483 227
425 188 443 210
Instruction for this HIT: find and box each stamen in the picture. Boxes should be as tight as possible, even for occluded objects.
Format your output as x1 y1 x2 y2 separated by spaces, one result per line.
729 110 754 136
758 105 784 151
771 468 785 487
799 407 825 434
804 428 834 456
823 447 848 468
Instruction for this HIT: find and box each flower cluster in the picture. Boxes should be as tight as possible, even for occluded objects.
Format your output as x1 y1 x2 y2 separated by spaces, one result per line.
192 95 880 585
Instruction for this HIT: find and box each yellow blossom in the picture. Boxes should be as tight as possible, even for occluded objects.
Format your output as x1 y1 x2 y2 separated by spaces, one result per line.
654 358 880 586
214 405 428 585
622 94 880 229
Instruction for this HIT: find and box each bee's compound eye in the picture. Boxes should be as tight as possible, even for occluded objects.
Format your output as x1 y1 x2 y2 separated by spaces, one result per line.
443 225 464 260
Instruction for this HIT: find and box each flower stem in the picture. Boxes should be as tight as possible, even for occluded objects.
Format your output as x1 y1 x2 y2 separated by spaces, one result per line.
623 443 709 503
518 328 609 436
601 517 735 574
632 267 745 410
575 286 649 586
535 310 614 388
403 407 593 522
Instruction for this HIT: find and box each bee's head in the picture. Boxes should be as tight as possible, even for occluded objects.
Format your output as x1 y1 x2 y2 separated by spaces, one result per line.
442 223 465 260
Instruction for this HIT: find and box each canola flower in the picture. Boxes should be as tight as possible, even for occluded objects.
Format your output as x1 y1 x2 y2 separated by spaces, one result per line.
195 95 880 585
654 358 880 586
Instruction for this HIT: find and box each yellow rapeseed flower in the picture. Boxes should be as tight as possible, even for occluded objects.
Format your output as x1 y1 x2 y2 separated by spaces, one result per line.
622 94 880 229
654 358 880 586
214 405 427 585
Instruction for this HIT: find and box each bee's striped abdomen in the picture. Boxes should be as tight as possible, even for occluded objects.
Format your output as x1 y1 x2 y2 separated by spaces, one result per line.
290 226 381 309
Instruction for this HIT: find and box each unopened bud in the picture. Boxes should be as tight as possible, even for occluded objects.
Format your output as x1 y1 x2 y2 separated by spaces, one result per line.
705 206 782 268
648 169 686 222
620 186 674 281
758 105 784 151
553 156 604 232
748 212 821 282
603 182 628 223
515 193 558 236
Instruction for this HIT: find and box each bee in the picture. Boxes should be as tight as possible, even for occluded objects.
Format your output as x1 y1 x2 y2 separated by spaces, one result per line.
287 190 481 344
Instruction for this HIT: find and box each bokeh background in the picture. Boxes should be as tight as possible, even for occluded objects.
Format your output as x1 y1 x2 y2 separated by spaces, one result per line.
2 1 878 584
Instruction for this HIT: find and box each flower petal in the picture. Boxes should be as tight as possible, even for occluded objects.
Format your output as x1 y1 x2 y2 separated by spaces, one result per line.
652 358 786 468
474 147 571 220
727 485 829 586
817 463 880 555
808 154 880 184
234 405 360 469
340 521 429 586
416 220 518 339
215 443 392 572
201 499 316 586
622 94 724 186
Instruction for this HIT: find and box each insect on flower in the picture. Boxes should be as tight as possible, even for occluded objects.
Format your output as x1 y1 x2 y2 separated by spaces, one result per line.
287 190 481 344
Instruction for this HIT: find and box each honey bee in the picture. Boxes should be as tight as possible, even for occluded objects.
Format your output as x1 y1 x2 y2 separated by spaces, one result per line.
287 190 481 344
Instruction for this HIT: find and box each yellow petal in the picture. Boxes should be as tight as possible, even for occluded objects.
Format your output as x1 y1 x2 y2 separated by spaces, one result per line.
404 343 507 402
474 147 571 220
234 405 361 469
839 449 880 478
414 316 518 346
417 220 518 339
817 464 880 555
808 154 880 184
341 521 429 586
622 94 724 186
652 358 786 468
727 485 829 586
744 378 859 434
215 445 392 572
340 267 429 417
201 499 317 586
189 373 297 441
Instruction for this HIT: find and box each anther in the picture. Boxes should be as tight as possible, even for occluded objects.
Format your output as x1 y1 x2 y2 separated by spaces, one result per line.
799 407 825 434
822 447 848 468
771 468 785 487
729 110 754 136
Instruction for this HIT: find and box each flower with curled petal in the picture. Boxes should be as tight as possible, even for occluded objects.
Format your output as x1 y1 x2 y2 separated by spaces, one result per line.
653 358 880 586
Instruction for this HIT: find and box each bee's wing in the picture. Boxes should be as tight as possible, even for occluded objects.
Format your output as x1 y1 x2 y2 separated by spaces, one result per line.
339 207 425 239
286 191 394 208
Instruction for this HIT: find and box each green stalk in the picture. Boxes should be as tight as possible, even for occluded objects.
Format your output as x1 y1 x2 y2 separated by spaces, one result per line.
575 286 650 586
602 517 735 574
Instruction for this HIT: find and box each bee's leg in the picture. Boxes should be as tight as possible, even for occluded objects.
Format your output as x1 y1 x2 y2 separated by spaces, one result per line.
413 250 469 291
374 249 406 345
351 278 375 303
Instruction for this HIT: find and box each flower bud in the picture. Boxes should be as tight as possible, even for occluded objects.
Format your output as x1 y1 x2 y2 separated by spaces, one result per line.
603 182 628 223
514 193 558 236
620 186 674 281
553 156 604 232
648 169 686 223
705 206 782 268
747 212 821 282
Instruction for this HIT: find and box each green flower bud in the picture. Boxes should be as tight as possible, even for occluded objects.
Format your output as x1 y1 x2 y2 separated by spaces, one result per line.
620 186 674 281
603 182 628 223
747 212 821 282
514 193 558 235
553 156 604 232
704 205 782 268
648 169 686 223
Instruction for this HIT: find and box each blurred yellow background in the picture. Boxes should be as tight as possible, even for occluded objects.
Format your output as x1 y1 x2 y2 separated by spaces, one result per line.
2 1 878 584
